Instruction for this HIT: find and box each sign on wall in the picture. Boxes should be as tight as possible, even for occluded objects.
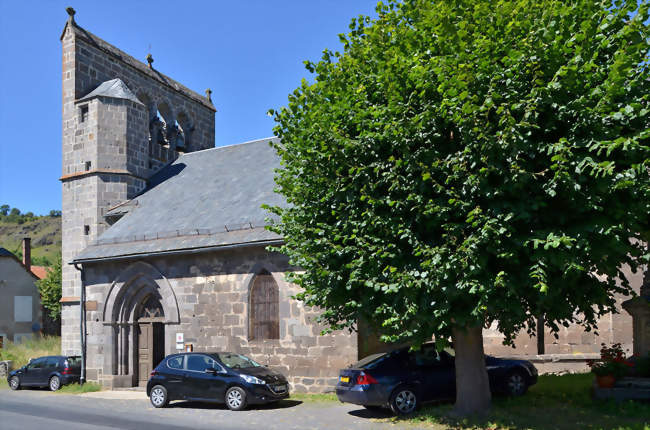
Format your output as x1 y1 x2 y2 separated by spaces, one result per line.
176 332 184 350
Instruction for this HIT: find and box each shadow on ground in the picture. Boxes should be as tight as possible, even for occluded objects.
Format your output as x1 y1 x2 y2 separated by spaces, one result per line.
169 399 303 411
347 407 393 419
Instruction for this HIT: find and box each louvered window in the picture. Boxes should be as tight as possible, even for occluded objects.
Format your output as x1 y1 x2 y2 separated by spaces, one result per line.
249 271 279 340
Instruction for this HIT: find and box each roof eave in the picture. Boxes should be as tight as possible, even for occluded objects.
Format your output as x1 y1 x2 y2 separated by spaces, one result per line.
71 238 284 265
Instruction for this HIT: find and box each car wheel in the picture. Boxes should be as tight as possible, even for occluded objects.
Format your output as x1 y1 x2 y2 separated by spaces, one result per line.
9 376 21 391
506 370 528 396
49 375 61 391
150 385 169 408
225 386 247 411
389 387 418 415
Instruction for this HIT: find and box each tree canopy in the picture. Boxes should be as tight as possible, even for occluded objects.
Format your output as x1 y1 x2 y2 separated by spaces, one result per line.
36 257 62 319
268 0 649 414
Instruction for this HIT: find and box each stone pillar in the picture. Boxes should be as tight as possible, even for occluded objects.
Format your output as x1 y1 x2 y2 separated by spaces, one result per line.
622 264 650 358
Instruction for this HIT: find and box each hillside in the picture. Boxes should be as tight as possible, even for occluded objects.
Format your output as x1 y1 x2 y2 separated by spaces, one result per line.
0 216 61 266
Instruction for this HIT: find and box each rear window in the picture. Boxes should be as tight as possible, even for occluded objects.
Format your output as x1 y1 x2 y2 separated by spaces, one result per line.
167 356 184 369
352 353 386 369
66 356 81 368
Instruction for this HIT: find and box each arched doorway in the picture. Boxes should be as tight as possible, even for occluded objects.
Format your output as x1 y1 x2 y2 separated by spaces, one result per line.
135 295 165 386
102 261 180 388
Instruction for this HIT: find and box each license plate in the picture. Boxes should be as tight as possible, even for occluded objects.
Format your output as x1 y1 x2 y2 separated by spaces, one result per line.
272 384 287 393
340 376 349 383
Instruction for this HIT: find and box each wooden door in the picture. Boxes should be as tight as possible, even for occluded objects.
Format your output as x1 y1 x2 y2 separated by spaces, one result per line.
138 323 153 386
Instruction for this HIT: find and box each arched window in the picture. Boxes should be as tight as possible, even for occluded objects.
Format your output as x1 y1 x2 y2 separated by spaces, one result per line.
176 112 193 151
249 270 279 340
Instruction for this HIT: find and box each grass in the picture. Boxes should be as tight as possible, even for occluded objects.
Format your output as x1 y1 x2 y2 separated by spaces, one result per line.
0 336 61 368
389 373 650 430
56 382 102 394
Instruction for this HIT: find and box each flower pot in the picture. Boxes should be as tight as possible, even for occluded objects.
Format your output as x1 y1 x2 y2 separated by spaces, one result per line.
595 374 616 388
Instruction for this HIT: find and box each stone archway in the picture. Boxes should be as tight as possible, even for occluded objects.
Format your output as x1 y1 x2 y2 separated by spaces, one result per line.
102 261 179 387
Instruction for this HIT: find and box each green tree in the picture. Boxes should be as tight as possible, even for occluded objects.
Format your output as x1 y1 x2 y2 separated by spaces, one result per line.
36 257 62 319
269 0 650 416
0 205 9 216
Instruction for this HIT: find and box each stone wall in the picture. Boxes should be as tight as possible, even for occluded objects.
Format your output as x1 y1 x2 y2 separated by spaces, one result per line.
483 265 643 358
60 14 215 355
81 246 357 393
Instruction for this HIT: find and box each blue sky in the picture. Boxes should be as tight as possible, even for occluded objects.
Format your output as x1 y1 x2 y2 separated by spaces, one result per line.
0 0 378 215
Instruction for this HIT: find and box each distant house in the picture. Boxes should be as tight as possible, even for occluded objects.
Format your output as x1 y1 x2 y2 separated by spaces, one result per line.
0 238 43 345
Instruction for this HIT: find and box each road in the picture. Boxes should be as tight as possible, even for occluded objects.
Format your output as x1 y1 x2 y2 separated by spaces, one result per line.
0 388 422 430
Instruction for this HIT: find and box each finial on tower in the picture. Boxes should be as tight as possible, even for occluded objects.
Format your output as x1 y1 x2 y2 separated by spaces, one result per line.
66 7 76 22
205 88 213 103
146 53 154 69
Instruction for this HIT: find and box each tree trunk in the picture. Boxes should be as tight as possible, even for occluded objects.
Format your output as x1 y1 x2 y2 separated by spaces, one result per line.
451 324 491 417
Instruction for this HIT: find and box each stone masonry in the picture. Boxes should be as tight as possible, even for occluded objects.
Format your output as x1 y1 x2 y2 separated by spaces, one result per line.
81 247 357 392
60 9 215 355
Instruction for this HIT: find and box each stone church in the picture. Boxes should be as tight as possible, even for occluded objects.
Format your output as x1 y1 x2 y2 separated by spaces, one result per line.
59 9 640 391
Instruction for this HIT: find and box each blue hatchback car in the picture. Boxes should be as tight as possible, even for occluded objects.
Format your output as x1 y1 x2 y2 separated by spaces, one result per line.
7 355 81 391
147 352 289 410
336 343 537 414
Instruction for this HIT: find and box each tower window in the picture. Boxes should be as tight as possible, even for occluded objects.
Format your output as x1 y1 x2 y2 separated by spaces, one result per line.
85 161 91 171
80 105 89 123
84 225 90 236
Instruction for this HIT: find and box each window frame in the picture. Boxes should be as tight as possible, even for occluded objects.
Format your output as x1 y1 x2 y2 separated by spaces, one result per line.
185 354 226 374
166 355 185 371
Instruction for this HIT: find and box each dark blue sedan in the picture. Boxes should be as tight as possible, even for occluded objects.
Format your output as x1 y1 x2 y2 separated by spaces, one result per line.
336 343 537 414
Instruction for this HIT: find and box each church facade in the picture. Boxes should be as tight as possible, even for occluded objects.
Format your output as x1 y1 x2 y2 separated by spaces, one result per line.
60 9 640 391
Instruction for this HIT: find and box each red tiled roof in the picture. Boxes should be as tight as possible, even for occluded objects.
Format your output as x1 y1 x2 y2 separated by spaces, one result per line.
31 266 49 279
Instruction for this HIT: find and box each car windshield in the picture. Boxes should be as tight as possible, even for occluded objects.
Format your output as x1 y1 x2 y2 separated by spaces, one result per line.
217 353 262 369
352 353 386 368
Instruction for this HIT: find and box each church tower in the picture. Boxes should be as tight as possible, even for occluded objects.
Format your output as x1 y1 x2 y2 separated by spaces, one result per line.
60 8 215 355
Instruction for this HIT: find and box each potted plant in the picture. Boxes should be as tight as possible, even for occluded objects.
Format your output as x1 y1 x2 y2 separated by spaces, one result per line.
587 343 633 388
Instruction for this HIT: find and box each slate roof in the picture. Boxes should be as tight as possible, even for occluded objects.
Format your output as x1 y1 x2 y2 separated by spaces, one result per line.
77 79 142 104
0 247 15 258
73 138 286 263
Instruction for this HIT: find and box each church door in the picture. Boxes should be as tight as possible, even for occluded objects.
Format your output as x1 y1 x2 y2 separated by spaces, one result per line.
138 323 154 386
136 295 166 386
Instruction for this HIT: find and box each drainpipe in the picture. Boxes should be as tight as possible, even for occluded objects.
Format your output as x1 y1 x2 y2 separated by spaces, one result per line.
74 263 86 385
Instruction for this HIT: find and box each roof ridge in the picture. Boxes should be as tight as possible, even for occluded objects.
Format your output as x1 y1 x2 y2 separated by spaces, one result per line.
178 137 278 159
62 20 215 111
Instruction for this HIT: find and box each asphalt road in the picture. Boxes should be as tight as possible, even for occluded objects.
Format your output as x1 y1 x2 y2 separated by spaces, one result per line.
0 388 422 430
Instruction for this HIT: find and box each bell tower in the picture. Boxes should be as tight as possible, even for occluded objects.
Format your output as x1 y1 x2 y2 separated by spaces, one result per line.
59 8 215 355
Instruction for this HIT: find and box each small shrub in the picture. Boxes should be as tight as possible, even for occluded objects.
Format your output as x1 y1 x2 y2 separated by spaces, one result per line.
586 343 633 378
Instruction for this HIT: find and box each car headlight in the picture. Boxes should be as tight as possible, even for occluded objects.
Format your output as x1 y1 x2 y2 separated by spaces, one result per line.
240 374 266 384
